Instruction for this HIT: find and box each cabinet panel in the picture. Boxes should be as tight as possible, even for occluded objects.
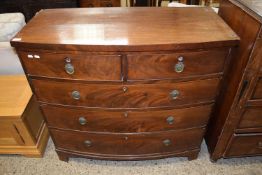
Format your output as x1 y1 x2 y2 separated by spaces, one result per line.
0 121 24 146
41 104 212 132
225 133 262 157
51 128 204 156
32 78 219 108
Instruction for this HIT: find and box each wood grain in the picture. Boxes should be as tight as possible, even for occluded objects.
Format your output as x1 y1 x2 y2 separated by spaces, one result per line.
18 51 122 81
51 127 205 156
127 48 229 80
41 104 212 132
11 7 239 161
225 133 262 157
0 121 24 146
56 148 200 161
0 75 32 117
205 0 262 161
11 7 239 51
0 96 49 157
237 107 262 131
251 78 262 99
32 78 220 108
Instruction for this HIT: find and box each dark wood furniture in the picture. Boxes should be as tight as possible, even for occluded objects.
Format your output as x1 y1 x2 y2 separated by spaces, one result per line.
11 7 239 162
78 0 120 7
205 0 262 161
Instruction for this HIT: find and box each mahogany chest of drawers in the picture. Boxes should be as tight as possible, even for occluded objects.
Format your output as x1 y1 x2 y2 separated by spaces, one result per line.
206 0 262 161
11 7 239 161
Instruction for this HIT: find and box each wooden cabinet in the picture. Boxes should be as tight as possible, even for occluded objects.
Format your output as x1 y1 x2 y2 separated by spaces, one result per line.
79 0 120 7
11 7 239 161
0 76 49 157
205 0 262 161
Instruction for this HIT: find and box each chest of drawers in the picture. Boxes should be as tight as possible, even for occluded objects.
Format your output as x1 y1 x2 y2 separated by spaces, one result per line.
206 0 262 161
11 7 239 161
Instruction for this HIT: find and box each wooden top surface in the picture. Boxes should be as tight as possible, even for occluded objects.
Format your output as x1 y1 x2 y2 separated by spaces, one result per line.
11 7 239 51
236 0 262 19
0 75 32 118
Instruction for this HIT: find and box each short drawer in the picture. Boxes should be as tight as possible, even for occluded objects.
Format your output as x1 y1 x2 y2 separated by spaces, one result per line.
32 78 219 108
51 128 204 156
127 49 228 80
41 104 212 132
225 133 262 157
17 51 121 81
237 107 262 131
251 78 262 100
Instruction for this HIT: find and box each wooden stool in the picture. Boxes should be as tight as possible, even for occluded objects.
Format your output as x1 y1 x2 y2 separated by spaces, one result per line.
0 75 49 157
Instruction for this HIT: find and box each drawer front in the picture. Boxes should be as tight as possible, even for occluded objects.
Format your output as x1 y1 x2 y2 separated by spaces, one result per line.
32 78 219 108
225 134 262 157
251 78 262 100
127 49 228 80
41 104 212 132
238 107 262 130
51 128 204 155
18 51 121 81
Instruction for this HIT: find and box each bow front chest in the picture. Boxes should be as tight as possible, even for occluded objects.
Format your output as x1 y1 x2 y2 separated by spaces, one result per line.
11 7 239 161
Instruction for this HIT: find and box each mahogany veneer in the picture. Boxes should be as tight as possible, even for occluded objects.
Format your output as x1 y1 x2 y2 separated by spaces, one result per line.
205 0 262 160
11 7 239 161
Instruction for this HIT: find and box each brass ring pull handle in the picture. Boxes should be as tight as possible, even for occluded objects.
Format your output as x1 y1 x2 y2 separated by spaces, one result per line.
79 117 87 125
72 91 80 100
166 116 174 125
175 56 185 73
170 90 179 100
163 139 171 146
84 140 92 147
64 57 74 75
124 112 128 117
123 86 128 92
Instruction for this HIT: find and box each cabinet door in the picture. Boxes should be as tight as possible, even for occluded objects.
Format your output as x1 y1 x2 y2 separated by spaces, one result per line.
0 121 24 146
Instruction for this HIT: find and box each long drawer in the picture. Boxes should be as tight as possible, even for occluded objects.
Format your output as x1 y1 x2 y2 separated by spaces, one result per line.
237 107 262 132
51 128 205 156
127 49 229 80
41 104 212 132
225 133 262 157
32 78 220 108
17 51 122 81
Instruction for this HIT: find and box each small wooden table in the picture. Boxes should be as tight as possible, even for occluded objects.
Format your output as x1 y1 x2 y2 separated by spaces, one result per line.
0 75 49 157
